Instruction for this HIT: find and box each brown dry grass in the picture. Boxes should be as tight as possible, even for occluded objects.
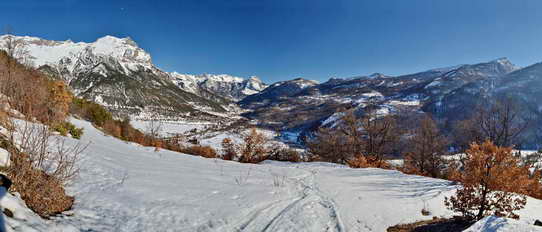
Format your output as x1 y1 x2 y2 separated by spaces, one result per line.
387 217 473 232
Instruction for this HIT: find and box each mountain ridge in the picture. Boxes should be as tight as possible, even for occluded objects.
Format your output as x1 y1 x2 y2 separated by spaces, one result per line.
0 35 266 119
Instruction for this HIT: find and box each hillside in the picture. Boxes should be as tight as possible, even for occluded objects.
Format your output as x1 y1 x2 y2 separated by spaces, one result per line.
1 118 531 232
240 58 530 144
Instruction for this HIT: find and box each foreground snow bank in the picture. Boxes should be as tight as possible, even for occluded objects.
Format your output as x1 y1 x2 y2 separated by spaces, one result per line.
0 188 77 232
19 118 535 231
465 216 542 232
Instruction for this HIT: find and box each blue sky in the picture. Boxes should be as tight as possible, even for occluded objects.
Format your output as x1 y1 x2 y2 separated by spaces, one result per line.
2 0 542 83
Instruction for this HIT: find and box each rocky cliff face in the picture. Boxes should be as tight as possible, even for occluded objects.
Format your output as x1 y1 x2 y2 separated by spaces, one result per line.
0 35 265 119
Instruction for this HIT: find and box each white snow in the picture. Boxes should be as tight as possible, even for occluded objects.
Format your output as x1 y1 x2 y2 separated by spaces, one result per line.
1 118 541 231
465 216 542 232
131 120 213 136
0 149 9 167
0 35 151 68
169 72 267 100
361 91 384 98
388 100 421 106
0 182 79 232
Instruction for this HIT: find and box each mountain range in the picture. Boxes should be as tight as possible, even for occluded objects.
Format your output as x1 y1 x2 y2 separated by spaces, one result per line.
0 35 265 119
2 35 542 146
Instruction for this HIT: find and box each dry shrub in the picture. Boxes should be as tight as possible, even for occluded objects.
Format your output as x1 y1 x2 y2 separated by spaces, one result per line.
219 129 273 163
0 51 72 125
268 147 302 162
46 81 73 122
103 120 121 138
387 217 473 232
239 128 270 163
221 138 236 160
444 141 531 221
2 122 85 218
182 145 217 158
7 152 73 218
348 155 392 169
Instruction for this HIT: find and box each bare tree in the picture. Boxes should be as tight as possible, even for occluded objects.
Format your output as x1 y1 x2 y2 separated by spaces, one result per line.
454 98 529 150
145 115 163 140
307 126 350 163
12 121 87 184
403 114 449 178
359 110 398 165
308 109 399 166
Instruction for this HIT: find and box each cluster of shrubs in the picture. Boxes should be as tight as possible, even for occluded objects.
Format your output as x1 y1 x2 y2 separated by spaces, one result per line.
70 97 113 127
0 50 82 217
3 143 74 218
52 121 84 139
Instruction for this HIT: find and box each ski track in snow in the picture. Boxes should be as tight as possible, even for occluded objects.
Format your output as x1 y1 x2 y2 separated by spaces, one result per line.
226 170 345 232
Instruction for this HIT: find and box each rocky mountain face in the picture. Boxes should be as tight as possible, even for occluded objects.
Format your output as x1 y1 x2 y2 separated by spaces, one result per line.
241 58 528 144
0 35 265 119
239 78 318 108
169 73 267 102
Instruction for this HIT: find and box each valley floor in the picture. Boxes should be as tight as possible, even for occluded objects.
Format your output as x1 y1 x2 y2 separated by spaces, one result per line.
25 119 542 232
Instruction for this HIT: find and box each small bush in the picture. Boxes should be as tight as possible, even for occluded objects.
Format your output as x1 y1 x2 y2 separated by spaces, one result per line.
8 157 74 218
70 126 84 139
348 155 392 169
182 145 217 158
239 128 270 163
221 138 236 160
2 135 77 218
52 122 84 139
102 120 122 138
52 123 68 136
268 148 301 162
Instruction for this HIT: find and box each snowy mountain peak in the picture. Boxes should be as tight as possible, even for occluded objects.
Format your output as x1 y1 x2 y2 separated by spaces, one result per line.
0 35 152 68
248 76 263 82
270 78 318 89
169 73 268 101
369 73 389 79
0 35 238 117
489 57 520 71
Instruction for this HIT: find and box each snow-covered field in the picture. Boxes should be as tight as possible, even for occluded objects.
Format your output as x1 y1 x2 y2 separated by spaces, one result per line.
131 120 213 136
3 119 542 231
132 120 280 151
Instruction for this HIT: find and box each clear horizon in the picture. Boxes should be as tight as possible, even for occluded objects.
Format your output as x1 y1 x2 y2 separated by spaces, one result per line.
2 0 542 83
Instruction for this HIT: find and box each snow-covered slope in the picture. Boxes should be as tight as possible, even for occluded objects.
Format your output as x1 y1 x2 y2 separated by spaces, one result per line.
241 58 523 142
13 118 533 231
